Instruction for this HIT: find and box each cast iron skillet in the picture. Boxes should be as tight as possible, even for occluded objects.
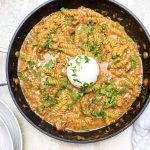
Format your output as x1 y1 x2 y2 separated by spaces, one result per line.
6 0 150 143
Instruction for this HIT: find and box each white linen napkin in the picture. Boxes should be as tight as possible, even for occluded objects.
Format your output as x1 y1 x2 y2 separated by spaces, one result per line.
132 96 150 150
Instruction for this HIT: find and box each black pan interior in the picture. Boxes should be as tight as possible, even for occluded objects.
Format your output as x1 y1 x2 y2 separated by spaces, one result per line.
7 0 150 143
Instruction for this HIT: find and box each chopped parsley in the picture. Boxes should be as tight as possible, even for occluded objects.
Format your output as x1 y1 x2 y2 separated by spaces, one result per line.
94 82 118 108
36 106 44 112
102 24 109 30
60 7 65 13
75 57 81 66
112 55 118 59
84 55 90 63
41 34 53 49
131 55 137 70
82 125 89 131
44 60 53 68
81 110 88 115
32 41 38 46
87 43 95 52
118 87 126 95
125 37 132 42
122 81 130 87
137 84 142 90
95 51 102 63
73 79 82 84
19 77 25 80
81 82 93 93
78 43 95 52
20 53 26 59
112 57 121 64
43 93 57 107
36 72 41 77
78 44 86 50
48 112 52 116
92 98 100 104
67 88 84 109
90 109 107 121
44 78 50 85
51 28 59 34
67 16 76 22
34 33 39 38
85 24 94 35
70 32 75 43
27 61 35 68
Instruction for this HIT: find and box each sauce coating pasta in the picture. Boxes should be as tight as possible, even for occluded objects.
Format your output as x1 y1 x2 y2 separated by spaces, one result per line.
18 7 142 131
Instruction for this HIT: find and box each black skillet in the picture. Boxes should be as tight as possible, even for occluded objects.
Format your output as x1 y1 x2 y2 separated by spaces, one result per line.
3 0 150 143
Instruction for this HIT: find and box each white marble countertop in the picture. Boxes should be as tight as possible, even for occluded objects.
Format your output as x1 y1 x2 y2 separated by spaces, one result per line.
0 0 149 150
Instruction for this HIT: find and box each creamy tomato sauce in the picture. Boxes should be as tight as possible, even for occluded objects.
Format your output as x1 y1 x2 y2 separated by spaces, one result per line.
18 7 142 132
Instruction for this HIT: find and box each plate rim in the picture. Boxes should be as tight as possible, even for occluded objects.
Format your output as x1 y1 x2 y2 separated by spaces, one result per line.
0 117 14 150
0 100 22 149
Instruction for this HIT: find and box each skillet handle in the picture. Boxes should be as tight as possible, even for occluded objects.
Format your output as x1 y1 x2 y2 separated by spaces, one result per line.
0 47 7 87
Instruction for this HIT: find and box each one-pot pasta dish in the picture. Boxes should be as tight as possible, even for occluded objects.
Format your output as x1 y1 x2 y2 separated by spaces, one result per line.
18 7 142 131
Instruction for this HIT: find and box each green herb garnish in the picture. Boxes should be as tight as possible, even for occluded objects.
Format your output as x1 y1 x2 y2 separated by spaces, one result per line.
102 24 109 30
51 28 59 34
90 109 107 121
32 41 38 46
43 93 57 107
48 112 52 116
118 87 126 95
19 77 25 80
67 16 76 22
87 43 95 52
20 53 26 59
70 32 75 43
112 55 118 59
131 55 137 70
112 57 121 64
75 57 81 66
36 72 41 77
84 55 90 63
95 52 102 63
81 110 88 115
27 61 35 68
122 81 130 87
125 37 132 42
137 84 142 90
44 78 50 85
85 24 94 35
67 88 84 109
94 81 118 107
81 82 93 93
41 34 53 49
36 106 44 112
78 44 86 50
34 33 39 38
60 7 65 13
92 98 100 104
44 60 53 68
82 125 89 131
73 79 82 84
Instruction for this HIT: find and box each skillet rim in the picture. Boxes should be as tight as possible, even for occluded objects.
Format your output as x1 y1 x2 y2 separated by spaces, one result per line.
6 0 150 143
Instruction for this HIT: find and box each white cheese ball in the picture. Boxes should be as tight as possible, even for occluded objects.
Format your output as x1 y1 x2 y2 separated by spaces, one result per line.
67 55 99 88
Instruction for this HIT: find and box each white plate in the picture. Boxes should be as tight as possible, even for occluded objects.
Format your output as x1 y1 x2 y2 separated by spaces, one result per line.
0 100 22 150
0 117 14 150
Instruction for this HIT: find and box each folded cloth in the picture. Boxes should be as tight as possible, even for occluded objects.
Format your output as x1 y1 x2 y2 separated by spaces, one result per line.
132 96 150 150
